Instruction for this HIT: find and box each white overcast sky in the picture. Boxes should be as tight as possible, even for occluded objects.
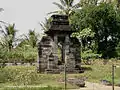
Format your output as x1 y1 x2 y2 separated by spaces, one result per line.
0 0 79 36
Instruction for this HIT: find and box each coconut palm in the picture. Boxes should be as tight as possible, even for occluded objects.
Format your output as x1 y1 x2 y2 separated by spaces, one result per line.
24 29 39 48
0 24 17 51
0 8 5 31
49 0 80 16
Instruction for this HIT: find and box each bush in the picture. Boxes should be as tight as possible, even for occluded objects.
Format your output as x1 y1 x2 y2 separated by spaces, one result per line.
0 66 61 86
0 66 39 85
0 68 10 83
0 46 37 63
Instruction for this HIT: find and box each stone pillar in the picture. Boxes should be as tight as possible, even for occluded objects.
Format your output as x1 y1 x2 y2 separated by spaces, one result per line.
53 35 58 67
63 35 70 64
54 35 58 54
74 39 81 68
62 43 65 63
64 35 71 71
37 43 42 72
65 35 77 72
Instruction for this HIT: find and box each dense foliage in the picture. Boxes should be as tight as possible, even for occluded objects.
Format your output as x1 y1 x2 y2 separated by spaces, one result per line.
0 25 39 63
0 0 120 63
70 2 120 59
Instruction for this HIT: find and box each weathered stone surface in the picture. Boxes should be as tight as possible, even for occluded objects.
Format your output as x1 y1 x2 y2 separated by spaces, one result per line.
57 78 85 87
38 15 82 73
68 78 85 87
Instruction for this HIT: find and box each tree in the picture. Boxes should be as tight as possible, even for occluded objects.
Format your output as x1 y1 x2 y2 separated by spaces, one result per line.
79 0 116 7
39 18 52 31
116 41 120 58
71 3 120 58
90 3 120 58
80 0 99 6
72 28 95 51
24 29 39 48
49 0 80 16
0 24 17 51
0 8 5 32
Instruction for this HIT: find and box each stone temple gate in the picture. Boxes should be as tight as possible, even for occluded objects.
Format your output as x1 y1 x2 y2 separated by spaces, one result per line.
38 15 81 73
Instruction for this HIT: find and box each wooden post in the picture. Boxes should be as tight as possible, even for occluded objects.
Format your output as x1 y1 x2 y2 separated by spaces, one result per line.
112 64 115 90
64 63 67 90
64 44 67 90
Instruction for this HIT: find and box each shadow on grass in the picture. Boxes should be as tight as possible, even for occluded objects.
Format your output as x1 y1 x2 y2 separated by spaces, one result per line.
81 67 92 71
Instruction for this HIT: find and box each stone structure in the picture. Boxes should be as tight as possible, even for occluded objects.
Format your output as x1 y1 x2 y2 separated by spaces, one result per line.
38 15 81 73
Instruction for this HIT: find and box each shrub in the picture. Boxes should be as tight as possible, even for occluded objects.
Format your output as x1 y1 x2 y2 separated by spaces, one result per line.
0 68 10 83
0 66 61 86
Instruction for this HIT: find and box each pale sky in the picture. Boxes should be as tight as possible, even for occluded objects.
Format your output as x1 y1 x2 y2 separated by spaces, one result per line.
0 0 79 36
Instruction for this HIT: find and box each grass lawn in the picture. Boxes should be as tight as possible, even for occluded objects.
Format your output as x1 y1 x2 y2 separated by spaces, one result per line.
0 59 120 89
79 59 120 84
0 86 63 90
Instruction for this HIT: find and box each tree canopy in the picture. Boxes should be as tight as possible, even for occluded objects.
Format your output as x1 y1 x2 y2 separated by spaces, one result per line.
70 2 120 58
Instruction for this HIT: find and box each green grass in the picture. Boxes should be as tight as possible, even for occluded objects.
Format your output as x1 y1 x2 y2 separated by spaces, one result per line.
0 59 120 89
77 60 120 85
62 59 120 85
0 86 62 90
0 66 78 89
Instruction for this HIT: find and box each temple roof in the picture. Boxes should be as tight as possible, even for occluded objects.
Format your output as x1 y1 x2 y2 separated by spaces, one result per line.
45 15 74 35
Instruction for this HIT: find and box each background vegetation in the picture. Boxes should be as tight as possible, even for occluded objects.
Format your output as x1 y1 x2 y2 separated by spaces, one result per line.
0 0 120 63
1 0 120 89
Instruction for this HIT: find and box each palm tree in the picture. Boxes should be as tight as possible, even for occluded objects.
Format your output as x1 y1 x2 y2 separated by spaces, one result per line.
39 18 51 31
0 24 17 51
24 29 39 48
0 8 6 31
49 0 80 16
